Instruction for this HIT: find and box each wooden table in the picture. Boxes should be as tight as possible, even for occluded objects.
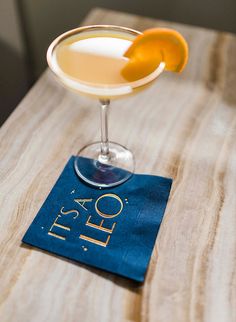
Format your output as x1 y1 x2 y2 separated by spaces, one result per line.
1 8 236 322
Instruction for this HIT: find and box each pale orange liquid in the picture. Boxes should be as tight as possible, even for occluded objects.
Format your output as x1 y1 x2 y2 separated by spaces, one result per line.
49 29 164 98
55 34 133 86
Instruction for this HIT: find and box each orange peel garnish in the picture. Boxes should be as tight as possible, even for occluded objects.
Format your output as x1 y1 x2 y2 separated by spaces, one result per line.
121 28 189 81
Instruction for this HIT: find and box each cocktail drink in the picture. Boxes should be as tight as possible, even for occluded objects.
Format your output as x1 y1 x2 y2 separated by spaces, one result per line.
47 25 188 187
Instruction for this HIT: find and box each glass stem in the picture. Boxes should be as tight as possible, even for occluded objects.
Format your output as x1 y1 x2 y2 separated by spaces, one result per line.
99 99 110 161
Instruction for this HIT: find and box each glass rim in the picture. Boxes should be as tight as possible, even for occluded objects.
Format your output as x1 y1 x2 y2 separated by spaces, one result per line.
47 24 165 96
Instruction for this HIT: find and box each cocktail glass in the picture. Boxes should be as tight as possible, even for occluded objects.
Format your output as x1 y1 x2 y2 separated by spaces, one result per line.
47 25 165 187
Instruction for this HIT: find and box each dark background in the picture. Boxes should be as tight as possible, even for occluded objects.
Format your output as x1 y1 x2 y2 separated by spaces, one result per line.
0 0 236 125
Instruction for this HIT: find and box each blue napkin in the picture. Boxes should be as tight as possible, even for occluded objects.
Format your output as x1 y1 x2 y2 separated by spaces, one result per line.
22 156 172 282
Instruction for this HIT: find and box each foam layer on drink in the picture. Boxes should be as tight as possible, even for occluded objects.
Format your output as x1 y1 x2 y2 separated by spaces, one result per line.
55 36 132 85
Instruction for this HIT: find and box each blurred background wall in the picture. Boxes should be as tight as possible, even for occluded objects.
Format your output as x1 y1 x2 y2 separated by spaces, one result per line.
0 0 236 125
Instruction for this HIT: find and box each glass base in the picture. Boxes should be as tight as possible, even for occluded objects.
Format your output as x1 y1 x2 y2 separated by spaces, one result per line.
74 142 135 188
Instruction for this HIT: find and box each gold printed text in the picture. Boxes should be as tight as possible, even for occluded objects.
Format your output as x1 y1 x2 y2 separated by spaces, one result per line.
74 198 93 211
79 234 110 247
95 193 123 219
48 215 71 241
86 215 116 233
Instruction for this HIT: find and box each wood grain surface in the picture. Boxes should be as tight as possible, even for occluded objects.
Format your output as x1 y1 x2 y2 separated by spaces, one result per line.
0 7 236 322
